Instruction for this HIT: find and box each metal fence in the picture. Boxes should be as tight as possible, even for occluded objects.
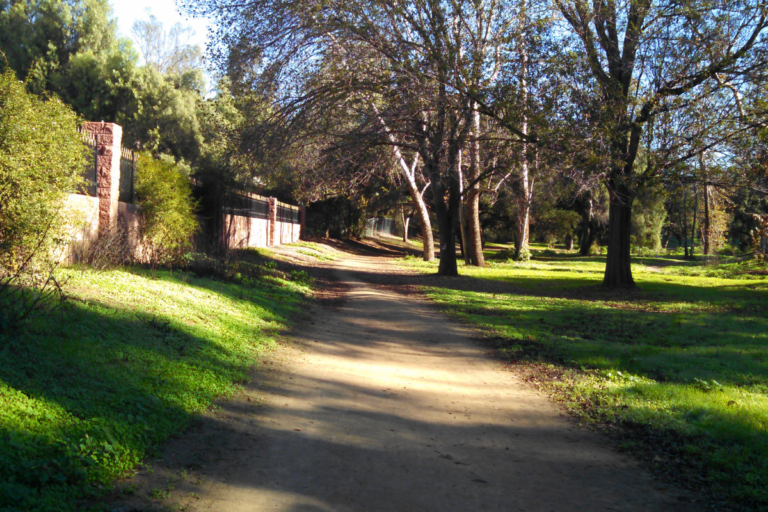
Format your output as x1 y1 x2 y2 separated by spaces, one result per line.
277 204 300 223
365 217 395 237
79 130 98 197
119 147 136 203
223 192 270 219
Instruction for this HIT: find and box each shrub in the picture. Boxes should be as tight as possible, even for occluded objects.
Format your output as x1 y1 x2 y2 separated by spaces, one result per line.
0 69 86 330
134 153 199 270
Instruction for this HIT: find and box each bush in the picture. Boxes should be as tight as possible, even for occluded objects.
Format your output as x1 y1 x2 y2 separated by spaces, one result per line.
135 153 199 270
0 69 87 330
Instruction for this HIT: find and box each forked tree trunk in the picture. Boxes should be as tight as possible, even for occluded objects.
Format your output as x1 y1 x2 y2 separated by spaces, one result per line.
428 150 460 277
603 192 635 287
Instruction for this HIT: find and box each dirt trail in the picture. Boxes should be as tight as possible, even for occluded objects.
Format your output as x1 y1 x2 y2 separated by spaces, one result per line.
110 255 696 512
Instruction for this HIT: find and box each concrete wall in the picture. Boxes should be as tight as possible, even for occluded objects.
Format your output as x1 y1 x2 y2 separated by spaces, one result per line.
223 214 271 249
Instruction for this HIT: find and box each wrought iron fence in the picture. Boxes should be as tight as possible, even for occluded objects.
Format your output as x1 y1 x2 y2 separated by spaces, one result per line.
78 129 98 197
277 204 300 223
119 147 136 203
223 192 270 219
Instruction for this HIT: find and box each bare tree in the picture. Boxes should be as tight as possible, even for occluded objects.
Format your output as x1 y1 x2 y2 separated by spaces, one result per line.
132 13 202 74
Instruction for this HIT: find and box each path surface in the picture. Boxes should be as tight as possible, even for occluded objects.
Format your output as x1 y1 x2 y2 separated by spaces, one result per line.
116 256 696 512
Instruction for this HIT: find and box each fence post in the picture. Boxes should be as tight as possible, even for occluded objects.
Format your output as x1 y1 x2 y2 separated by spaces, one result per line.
268 197 278 247
82 122 122 236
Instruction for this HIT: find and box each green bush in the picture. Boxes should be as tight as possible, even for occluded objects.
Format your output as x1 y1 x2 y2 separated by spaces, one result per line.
0 69 86 330
135 153 199 270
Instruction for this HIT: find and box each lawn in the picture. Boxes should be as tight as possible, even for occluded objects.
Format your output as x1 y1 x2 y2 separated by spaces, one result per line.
0 261 311 511
398 248 768 510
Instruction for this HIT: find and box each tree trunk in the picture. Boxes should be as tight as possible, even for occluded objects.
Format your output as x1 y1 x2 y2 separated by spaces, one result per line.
699 154 711 256
565 234 574 251
514 49 531 260
401 206 411 243
428 149 460 277
405 185 434 261
603 191 635 287
703 184 711 255
459 204 470 264
457 148 470 264
579 196 595 256
466 108 485 266
689 185 698 259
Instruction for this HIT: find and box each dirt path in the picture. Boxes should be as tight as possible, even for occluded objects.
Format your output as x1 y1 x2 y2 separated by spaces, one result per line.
109 255 697 512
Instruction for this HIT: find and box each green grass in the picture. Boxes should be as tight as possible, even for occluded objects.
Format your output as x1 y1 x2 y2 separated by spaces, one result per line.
398 250 768 509
0 266 311 511
293 241 342 261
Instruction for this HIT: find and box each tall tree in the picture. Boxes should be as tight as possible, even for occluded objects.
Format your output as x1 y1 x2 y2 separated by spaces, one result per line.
554 0 768 286
131 13 203 74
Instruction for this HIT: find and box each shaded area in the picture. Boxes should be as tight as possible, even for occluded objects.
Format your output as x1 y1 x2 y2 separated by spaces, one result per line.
103 257 694 511
0 267 308 511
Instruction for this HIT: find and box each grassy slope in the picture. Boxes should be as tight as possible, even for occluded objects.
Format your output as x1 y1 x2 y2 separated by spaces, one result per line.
0 265 311 512
398 248 768 510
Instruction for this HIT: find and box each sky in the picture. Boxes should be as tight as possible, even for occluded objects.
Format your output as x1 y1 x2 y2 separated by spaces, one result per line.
110 0 213 60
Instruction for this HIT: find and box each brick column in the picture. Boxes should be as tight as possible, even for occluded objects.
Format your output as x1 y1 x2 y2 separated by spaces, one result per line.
268 197 278 247
299 206 306 241
82 122 122 236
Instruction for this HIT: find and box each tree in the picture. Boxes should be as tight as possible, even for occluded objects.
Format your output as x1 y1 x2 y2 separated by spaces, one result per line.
184 0 546 274
0 68 87 329
553 0 768 286
135 152 199 270
131 13 202 74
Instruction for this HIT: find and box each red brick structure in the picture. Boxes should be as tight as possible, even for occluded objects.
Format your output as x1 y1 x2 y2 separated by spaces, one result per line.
82 122 122 235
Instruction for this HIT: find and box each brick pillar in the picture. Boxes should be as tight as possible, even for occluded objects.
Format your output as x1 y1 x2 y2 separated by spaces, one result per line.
299 206 306 241
268 197 278 247
82 122 122 236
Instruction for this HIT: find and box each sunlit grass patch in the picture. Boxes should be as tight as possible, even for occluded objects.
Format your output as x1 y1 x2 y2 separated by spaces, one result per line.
0 266 311 511
396 254 768 509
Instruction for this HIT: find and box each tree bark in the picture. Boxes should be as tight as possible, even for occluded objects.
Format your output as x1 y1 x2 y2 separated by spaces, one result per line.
466 107 484 266
603 191 635 287
579 195 596 256
514 47 531 260
430 173 460 276
400 205 411 243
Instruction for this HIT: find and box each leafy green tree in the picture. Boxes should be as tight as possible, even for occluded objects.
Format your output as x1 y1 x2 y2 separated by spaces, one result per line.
631 183 667 251
135 152 199 270
0 69 86 329
0 0 119 91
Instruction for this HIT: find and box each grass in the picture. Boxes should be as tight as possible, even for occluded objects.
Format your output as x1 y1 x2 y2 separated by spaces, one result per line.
397 248 768 510
293 241 343 261
0 264 312 512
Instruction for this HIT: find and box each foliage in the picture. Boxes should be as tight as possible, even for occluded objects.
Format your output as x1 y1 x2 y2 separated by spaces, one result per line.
0 263 311 511
533 209 580 248
398 251 768 509
0 68 86 330
631 184 666 251
0 0 119 93
135 153 198 269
